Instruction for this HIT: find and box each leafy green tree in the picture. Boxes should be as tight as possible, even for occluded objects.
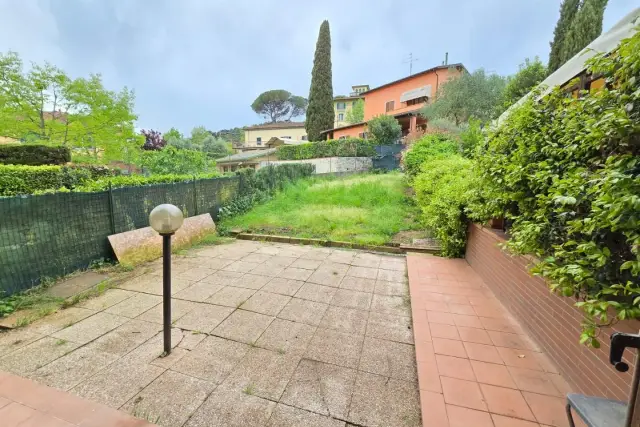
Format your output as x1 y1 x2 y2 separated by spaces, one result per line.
548 0 580 73
367 115 401 145
140 145 213 175
561 0 608 65
163 127 183 141
502 57 547 108
421 69 506 125
345 99 364 124
251 90 307 122
202 135 232 158
211 127 244 142
306 20 334 141
0 51 138 161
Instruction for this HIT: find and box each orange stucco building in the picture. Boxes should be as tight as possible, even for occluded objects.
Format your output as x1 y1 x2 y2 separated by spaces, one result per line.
323 64 465 140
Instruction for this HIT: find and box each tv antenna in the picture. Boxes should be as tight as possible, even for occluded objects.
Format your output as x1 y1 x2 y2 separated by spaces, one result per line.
402 53 419 76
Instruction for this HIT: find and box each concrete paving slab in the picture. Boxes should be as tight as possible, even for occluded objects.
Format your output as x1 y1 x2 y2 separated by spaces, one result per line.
278 298 328 326
304 328 364 369
279 267 313 281
104 293 162 318
261 278 305 296
135 299 199 325
233 273 272 290
281 359 356 419
330 289 372 310
255 318 316 355
184 388 275 427
118 274 193 295
174 267 216 282
267 403 346 427
366 311 414 344
373 280 408 296
319 306 368 335
307 268 345 287
45 271 109 299
212 309 273 344
348 371 421 427
294 283 337 304
122 370 215 427
0 329 45 358
51 312 127 344
172 281 224 302
377 268 407 283
240 291 291 316
172 335 249 383
198 270 243 285
0 337 81 376
173 303 233 333
339 276 376 293
205 286 255 308
345 266 378 280
370 294 410 317
359 336 417 382
85 319 161 357
76 289 136 311
28 308 96 336
222 260 260 273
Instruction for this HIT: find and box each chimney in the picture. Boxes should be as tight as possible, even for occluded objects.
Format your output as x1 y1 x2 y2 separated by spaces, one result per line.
444 52 449 66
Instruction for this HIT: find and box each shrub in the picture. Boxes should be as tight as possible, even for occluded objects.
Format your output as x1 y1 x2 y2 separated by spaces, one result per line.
276 138 376 160
0 144 70 165
414 156 473 257
0 165 117 196
469 30 640 345
74 172 220 192
403 134 459 180
139 146 214 175
367 115 402 145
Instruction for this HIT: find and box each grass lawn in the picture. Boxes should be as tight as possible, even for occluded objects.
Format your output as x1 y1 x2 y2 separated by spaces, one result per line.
221 172 421 245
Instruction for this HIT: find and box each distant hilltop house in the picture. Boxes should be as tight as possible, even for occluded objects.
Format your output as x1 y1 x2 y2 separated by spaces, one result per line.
322 64 465 140
333 85 369 128
217 137 305 172
241 121 307 151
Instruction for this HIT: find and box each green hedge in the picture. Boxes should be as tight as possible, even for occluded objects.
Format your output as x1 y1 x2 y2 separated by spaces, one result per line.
403 134 460 180
0 145 71 165
276 138 376 160
0 165 116 196
75 172 220 192
469 30 640 346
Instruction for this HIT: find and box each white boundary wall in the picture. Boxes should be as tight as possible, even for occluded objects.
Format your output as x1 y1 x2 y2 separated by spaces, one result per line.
259 157 372 174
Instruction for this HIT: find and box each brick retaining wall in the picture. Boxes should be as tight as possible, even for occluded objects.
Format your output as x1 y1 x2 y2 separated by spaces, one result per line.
465 223 639 401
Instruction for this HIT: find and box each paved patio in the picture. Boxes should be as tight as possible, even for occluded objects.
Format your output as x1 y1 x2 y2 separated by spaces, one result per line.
407 254 578 427
0 240 419 427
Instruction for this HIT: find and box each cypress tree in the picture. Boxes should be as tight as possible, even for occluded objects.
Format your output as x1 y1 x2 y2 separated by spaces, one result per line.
548 0 580 73
306 20 334 141
561 0 608 66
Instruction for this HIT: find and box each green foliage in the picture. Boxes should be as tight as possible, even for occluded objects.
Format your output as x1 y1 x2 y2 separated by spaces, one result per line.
74 172 221 192
561 0 608 67
251 90 307 122
0 144 70 165
306 21 334 141
0 51 139 161
276 138 376 160
422 69 507 125
459 118 483 158
222 173 420 245
548 0 580 73
367 115 402 145
414 156 473 257
345 99 364 124
403 134 459 180
165 126 232 159
470 30 640 344
0 164 116 196
139 146 214 175
502 57 547 108
163 127 183 141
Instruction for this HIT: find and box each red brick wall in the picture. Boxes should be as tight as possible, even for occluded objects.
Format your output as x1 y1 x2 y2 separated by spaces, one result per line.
465 223 638 401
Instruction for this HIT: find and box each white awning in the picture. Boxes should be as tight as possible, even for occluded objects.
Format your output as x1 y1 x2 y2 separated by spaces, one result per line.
400 85 432 102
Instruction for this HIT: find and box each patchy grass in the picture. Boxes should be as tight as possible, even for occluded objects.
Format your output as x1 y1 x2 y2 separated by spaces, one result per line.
222 173 420 245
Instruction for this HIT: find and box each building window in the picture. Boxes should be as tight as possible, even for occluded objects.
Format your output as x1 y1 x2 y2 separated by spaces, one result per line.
338 113 344 121
301 135 307 140
358 132 367 139
256 137 262 145
280 136 291 139
336 102 346 110
385 101 395 112
406 96 427 106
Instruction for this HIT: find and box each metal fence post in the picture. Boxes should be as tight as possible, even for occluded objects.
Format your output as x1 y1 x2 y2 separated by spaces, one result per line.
107 181 116 235
193 176 198 216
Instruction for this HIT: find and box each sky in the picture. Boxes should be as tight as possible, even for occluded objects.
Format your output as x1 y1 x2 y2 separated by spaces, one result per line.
0 0 637 134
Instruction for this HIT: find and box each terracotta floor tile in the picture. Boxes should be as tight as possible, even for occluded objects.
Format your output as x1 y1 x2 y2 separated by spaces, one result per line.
508 367 562 397
457 327 492 345
414 322 432 342
497 347 545 371
0 402 37 426
463 342 503 364
417 360 441 393
479 317 520 334
447 404 493 427
415 340 435 362
420 390 449 427
480 384 536 422
430 323 461 340
441 376 487 411
427 311 456 325
448 304 476 315
522 392 568 427
425 301 450 312
471 360 517 389
492 414 540 427
436 355 476 381
489 331 538 351
473 304 508 319
452 314 483 329
433 338 468 358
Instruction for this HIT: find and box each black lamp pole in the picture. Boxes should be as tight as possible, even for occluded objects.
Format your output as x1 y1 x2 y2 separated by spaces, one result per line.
162 233 173 354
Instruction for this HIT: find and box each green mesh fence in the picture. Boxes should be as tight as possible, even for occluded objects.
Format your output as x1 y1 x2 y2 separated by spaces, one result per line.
0 176 243 295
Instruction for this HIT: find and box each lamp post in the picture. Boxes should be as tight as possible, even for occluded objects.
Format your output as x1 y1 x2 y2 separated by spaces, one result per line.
149 204 184 355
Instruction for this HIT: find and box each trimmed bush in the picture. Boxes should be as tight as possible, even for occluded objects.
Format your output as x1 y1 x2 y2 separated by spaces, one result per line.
276 138 376 160
0 144 71 165
403 134 459 180
0 164 116 196
414 156 473 257
75 172 220 192
368 114 402 145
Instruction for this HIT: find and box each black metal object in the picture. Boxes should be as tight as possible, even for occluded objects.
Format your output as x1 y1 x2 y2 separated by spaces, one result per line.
566 332 640 427
162 233 172 354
